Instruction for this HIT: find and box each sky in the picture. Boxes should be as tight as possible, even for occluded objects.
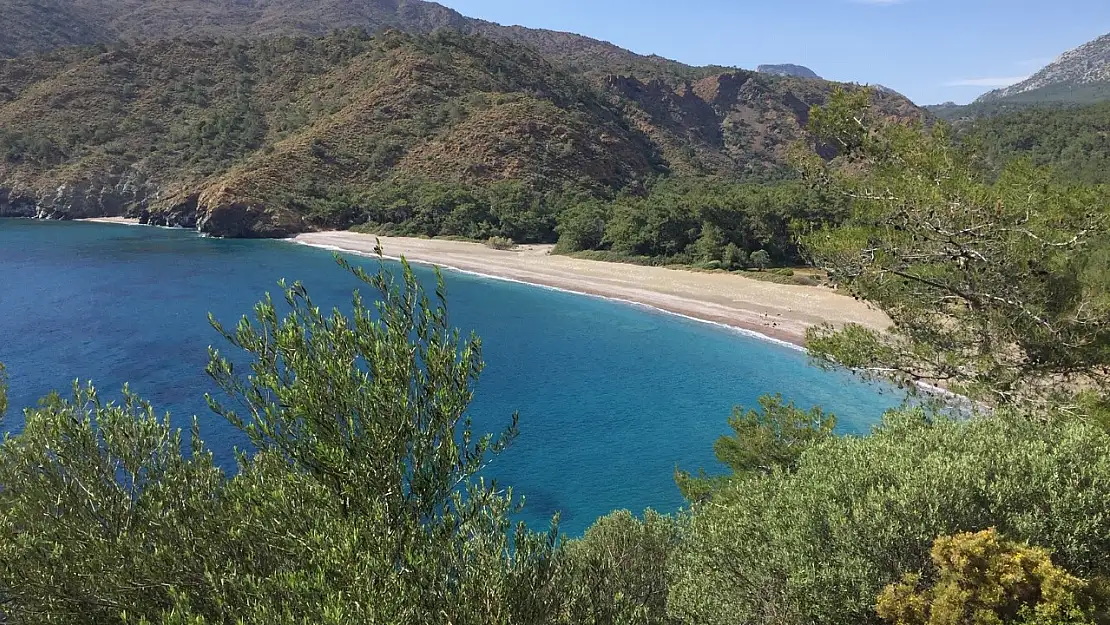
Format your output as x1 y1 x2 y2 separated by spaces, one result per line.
436 0 1110 105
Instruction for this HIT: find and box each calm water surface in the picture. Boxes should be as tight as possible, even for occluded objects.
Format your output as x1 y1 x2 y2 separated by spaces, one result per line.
0 219 902 534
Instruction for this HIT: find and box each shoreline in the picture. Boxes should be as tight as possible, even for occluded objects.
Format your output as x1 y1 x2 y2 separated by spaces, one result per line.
293 239 811 351
293 232 892 347
61 218 958 401
61 218 890 349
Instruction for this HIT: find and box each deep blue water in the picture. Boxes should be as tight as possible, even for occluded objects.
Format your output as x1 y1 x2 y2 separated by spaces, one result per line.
0 219 902 534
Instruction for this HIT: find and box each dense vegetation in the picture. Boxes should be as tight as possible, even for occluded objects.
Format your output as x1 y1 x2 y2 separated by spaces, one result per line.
346 177 846 269
955 101 1110 184
925 83 1110 121
2 93 1109 624
0 29 917 237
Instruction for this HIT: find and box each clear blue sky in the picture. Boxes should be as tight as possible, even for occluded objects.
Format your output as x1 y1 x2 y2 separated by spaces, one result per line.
437 0 1109 105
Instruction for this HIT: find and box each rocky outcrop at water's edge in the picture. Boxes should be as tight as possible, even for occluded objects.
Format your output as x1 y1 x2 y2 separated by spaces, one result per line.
0 176 306 238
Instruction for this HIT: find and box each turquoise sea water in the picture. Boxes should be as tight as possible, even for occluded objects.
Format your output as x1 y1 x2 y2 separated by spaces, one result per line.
0 219 902 534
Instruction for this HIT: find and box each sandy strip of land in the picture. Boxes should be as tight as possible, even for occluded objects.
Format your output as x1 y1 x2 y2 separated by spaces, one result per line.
294 232 890 347
79 217 142 225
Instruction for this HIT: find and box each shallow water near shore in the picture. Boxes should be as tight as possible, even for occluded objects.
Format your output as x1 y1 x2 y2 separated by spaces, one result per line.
0 219 903 534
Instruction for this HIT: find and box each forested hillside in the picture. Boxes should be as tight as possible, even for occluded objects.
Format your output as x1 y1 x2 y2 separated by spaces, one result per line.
948 101 1110 184
0 29 917 238
0 0 662 74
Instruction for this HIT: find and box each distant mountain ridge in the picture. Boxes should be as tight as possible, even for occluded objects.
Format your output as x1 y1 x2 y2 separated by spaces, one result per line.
0 0 726 83
977 32 1110 104
757 64 820 79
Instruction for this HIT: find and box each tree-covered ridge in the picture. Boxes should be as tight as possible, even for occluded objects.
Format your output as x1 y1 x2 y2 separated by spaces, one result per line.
953 100 1110 185
0 30 659 235
0 0 681 80
0 29 918 238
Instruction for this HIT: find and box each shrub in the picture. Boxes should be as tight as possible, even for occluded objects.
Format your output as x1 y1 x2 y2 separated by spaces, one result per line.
559 510 683 625
669 410 1110 625
750 249 771 271
876 528 1101 625
486 235 516 250
722 243 748 270
0 258 561 623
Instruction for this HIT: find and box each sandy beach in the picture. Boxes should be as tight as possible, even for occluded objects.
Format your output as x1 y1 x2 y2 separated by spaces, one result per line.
294 232 890 346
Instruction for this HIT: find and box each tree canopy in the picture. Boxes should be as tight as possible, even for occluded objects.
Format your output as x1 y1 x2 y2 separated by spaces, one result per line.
799 89 1110 417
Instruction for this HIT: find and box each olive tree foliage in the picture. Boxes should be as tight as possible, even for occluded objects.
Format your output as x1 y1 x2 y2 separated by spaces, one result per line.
558 510 684 625
0 256 562 624
205 254 520 527
876 529 1102 625
0 385 228 622
668 410 1110 625
675 394 836 501
798 89 1110 416
0 362 6 422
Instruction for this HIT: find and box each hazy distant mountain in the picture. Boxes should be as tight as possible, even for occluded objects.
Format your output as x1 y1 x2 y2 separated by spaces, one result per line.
977 32 1110 105
757 64 821 79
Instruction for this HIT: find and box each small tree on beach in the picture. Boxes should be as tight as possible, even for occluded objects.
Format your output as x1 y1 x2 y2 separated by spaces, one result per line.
723 243 748 270
750 249 771 271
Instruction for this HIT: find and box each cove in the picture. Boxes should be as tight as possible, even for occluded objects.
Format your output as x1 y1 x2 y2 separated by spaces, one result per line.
0 219 902 534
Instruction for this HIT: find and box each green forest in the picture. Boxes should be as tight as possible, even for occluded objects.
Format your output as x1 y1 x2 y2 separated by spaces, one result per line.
957 100 1110 185
2 91 1109 624
343 177 845 271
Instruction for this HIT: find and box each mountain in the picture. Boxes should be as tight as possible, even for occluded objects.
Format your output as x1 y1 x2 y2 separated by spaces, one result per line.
757 64 820 79
977 32 1110 106
0 0 923 238
0 30 918 237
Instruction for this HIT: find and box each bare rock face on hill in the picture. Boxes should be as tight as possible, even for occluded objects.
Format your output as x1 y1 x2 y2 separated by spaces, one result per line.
757 64 820 80
978 32 1110 104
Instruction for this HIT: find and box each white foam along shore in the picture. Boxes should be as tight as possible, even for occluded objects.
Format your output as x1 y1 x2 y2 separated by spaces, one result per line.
291 231 893 349
79 217 143 225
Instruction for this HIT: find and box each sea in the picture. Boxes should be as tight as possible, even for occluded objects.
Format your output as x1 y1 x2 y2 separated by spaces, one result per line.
0 219 903 535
